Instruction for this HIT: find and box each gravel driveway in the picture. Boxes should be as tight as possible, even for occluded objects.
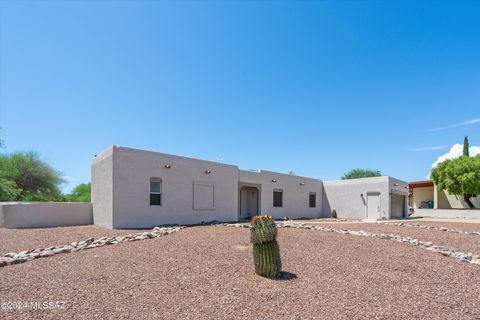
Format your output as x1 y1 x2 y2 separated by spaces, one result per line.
1 226 479 319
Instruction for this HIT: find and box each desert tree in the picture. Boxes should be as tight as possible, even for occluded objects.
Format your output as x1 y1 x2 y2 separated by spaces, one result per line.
431 155 480 208
67 182 91 202
0 151 64 201
341 168 382 180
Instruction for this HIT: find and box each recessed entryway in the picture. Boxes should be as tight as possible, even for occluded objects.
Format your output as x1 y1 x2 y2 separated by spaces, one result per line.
239 186 259 220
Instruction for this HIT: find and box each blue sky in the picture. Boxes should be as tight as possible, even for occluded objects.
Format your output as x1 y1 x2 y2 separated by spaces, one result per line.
1 1 479 192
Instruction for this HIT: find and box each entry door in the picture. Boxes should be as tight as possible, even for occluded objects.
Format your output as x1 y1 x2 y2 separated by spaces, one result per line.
240 187 258 219
248 190 258 217
367 193 381 219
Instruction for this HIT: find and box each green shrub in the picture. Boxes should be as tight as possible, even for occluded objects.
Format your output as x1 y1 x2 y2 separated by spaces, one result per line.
331 210 337 219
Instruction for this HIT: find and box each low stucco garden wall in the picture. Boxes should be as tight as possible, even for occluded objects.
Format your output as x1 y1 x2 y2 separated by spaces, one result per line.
0 202 93 228
411 208 480 219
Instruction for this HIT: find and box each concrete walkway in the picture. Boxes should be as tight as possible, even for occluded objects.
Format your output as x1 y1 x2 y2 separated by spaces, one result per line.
405 217 480 224
411 208 480 220
296 217 480 225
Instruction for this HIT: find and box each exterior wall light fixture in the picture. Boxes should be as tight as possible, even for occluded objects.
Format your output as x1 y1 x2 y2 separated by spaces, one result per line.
271 179 277 183
299 182 305 186
205 170 212 174
165 164 171 169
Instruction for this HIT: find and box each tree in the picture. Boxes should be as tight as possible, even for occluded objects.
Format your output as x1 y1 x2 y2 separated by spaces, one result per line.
0 127 4 150
0 151 64 201
341 168 382 180
67 182 91 202
0 178 22 201
463 136 470 157
431 155 480 208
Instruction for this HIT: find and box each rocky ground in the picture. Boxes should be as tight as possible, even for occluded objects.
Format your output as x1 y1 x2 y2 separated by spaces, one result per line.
305 221 480 254
1 222 479 319
0 225 147 254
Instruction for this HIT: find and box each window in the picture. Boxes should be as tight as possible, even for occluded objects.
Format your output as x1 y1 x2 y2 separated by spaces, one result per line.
309 192 316 208
273 189 283 207
150 178 162 206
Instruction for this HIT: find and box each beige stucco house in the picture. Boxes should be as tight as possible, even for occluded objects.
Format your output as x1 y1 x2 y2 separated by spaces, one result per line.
91 146 409 229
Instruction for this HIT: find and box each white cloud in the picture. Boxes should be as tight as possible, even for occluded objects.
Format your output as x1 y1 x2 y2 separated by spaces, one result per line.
410 145 447 152
429 118 480 131
431 144 480 168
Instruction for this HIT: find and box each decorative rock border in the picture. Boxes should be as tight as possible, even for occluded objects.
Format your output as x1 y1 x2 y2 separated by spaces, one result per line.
379 222 480 236
278 222 480 265
219 221 480 265
0 226 184 268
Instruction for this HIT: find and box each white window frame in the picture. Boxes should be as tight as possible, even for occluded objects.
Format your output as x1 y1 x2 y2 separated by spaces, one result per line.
150 178 162 206
309 192 316 208
273 189 283 208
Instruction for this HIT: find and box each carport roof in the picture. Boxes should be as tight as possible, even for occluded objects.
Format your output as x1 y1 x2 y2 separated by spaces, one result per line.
409 180 434 188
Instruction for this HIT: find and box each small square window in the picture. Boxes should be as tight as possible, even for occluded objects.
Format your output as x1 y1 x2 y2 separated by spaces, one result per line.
273 190 283 207
309 192 316 208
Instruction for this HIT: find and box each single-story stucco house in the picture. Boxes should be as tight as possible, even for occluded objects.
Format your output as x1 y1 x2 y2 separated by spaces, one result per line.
91 146 409 229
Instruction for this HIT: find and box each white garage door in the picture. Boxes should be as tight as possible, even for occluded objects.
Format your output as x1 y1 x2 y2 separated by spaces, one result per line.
391 194 405 219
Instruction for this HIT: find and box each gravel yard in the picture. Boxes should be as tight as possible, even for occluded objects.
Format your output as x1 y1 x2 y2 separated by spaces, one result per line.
309 222 480 254
0 226 145 255
1 225 479 319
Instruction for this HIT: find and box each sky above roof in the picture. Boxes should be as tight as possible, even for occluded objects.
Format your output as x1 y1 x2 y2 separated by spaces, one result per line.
1 1 479 191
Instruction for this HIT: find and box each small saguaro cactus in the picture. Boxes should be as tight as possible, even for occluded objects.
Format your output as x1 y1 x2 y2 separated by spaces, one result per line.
250 215 282 278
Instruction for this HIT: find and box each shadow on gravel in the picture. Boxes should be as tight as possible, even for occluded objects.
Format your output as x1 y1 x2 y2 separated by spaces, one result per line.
275 271 297 281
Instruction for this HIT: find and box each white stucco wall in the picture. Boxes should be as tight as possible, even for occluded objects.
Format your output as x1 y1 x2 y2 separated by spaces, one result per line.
323 177 408 220
92 147 114 228
469 196 480 208
0 202 93 228
92 146 324 228
109 146 240 228
239 170 323 219
92 146 408 227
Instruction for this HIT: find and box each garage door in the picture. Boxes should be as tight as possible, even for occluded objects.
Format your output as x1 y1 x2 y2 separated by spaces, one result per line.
391 194 405 219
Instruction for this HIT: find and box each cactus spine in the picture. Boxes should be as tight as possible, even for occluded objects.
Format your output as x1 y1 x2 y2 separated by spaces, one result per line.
250 215 281 278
